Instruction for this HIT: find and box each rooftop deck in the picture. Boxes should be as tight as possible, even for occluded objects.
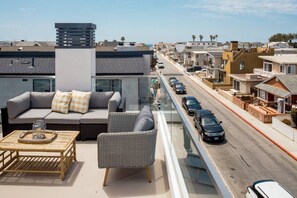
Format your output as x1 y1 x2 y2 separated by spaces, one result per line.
0 125 170 198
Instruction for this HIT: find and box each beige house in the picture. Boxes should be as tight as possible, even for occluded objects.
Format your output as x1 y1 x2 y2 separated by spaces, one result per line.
254 55 297 78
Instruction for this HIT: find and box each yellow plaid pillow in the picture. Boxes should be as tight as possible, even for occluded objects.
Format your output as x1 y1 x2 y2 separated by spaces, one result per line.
69 90 92 113
51 91 72 114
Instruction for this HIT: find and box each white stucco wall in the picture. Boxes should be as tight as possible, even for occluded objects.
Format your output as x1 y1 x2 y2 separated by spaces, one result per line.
55 48 96 91
122 78 139 111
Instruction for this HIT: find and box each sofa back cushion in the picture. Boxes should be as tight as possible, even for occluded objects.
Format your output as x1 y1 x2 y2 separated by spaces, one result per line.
108 92 121 113
31 92 55 108
69 90 92 113
51 90 72 114
7 92 31 119
133 105 154 132
89 91 113 109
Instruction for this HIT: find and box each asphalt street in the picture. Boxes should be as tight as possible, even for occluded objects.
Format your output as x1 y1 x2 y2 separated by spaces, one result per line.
157 54 297 197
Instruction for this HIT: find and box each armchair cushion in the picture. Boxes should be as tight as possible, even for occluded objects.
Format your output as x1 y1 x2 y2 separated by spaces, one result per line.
133 105 154 132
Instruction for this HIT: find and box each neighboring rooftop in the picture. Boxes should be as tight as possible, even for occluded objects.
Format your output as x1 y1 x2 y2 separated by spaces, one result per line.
259 55 297 64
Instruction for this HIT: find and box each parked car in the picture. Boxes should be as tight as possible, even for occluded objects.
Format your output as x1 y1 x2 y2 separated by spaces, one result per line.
246 180 294 198
173 82 187 94
187 65 203 72
182 96 202 116
158 62 165 69
194 109 225 142
169 78 178 87
195 68 207 74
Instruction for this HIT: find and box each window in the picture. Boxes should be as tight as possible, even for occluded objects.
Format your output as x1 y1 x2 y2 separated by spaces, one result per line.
240 61 245 70
33 79 55 92
259 90 267 100
280 65 285 73
96 79 122 94
233 80 240 91
287 65 296 74
264 62 272 72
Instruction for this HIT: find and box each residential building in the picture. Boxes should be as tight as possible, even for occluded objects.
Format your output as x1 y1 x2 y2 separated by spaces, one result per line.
255 75 297 111
255 55 297 78
221 41 274 84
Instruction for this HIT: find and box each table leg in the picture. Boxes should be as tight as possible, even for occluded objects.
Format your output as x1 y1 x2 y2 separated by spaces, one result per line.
60 151 65 181
73 140 77 161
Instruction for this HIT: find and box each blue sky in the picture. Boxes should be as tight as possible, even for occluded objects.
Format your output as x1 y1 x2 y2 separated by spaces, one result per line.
1 0 297 44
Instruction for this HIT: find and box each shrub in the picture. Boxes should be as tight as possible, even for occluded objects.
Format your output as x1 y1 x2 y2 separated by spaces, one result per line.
282 119 291 126
291 108 297 126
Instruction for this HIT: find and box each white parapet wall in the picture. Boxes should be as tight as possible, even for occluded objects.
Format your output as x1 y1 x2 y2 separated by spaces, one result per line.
55 48 96 91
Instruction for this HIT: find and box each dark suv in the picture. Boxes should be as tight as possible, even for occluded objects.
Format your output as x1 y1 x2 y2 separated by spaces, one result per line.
187 65 203 72
194 109 225 142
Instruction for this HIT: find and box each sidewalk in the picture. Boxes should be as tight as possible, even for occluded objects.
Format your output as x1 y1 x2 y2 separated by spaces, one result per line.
163 54 297 161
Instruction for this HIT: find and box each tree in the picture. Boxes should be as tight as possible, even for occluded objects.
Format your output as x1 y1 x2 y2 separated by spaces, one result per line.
268 33 297 42
192 35 196 42
215 34 218 41
210 34 213 42
121 36 125 42
291 108 297 126
199 35 203 42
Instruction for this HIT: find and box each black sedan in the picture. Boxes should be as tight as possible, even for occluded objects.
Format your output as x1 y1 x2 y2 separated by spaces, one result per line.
182 96 202 116
173 82 187 94
169 78 178 87
194 109 225 142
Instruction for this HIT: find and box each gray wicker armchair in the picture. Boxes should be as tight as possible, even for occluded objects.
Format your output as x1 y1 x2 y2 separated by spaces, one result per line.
97 112 157 186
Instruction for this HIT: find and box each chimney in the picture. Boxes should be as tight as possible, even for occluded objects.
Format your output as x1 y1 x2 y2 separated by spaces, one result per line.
32 58 35 67
230 41 238 51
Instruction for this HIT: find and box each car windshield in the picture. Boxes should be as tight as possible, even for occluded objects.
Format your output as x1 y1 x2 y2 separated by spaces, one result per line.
186 99 198 105
202 117 219 126
176 84 183 88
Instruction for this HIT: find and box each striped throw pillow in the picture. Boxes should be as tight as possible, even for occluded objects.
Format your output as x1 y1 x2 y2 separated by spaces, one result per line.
69 90 92 113
51 91 72 114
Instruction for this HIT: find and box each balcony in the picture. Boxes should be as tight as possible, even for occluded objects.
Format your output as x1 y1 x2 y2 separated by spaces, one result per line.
253 68 274 78
0 75 232 197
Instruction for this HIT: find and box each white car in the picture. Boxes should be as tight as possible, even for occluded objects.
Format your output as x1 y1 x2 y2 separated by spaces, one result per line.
195 69 206 74
246 180 294 198
158 62 165 69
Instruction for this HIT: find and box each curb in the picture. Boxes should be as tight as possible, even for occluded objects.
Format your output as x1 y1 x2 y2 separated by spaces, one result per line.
188 74 297 161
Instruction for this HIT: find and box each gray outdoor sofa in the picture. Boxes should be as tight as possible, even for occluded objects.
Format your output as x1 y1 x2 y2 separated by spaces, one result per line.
1 91 126 140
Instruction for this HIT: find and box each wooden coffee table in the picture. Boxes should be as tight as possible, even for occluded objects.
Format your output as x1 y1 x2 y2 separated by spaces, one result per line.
0 130 79 181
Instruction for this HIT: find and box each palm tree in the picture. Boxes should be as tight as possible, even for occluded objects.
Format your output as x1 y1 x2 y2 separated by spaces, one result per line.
199 35 203 42
209 35 213 42
215 34 218 41
192 35 196 42
121 36 125 42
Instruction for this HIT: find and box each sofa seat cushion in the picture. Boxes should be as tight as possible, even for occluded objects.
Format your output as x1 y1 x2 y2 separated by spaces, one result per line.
45 112 82 124
80 109 109 124
9 109 52 124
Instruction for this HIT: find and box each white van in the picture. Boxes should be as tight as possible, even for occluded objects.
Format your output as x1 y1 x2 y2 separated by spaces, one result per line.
246 180 294 198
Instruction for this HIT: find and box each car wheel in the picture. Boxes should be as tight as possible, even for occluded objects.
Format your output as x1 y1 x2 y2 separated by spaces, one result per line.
202 133 206 141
